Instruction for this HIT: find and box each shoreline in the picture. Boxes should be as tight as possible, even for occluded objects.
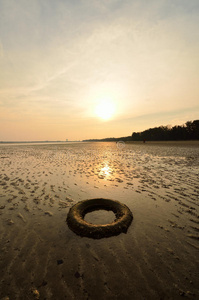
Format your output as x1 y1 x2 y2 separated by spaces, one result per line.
0 140 199 147
126 140 199 146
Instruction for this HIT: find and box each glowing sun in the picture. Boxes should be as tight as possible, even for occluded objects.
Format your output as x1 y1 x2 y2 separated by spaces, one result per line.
95 98 115 120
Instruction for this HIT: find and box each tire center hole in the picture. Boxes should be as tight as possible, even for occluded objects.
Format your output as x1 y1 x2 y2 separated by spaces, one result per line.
84 210 116 225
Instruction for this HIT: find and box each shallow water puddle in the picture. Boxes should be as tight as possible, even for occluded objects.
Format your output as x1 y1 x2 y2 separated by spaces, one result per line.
84 210 116 225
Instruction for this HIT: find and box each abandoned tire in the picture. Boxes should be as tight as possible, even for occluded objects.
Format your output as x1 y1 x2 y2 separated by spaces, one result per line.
66 198 133 239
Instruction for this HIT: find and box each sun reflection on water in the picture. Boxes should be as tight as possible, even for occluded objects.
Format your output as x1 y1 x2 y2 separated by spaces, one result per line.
98 162 113 179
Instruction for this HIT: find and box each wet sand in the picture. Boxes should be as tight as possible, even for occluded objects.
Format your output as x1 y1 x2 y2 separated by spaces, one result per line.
0 141 199 299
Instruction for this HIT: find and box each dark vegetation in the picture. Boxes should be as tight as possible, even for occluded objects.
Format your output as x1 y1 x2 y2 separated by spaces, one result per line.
83 120 199 142
131 120 199 141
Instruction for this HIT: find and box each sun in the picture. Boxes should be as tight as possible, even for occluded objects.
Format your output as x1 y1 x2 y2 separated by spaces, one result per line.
95 98 115 120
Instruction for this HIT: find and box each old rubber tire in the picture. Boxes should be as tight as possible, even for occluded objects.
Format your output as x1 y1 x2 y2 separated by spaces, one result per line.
66 198 133 239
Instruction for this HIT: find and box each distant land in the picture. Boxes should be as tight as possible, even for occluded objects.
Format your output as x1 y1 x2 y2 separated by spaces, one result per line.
83 119 199 142
0 140 81 144
1 120 198 144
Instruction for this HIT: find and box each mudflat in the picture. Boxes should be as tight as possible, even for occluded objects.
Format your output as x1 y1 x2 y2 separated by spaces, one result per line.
0 141 198 299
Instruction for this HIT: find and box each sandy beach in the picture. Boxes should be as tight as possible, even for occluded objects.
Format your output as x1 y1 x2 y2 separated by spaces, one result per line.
0 141 199 299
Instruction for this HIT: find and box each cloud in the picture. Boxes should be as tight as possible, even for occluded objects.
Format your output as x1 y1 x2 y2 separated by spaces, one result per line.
0 0 199 140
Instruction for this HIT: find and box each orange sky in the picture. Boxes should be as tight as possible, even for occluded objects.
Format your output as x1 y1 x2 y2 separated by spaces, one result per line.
0 0 199 141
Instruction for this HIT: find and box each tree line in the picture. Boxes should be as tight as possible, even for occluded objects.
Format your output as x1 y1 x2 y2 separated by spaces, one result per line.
83 119 199 142
132 120 199 141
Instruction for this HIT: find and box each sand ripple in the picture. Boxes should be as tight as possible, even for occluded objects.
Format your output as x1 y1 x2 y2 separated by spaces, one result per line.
0 142 198 299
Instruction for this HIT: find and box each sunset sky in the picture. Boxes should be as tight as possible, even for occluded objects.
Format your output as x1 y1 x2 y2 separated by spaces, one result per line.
0 0 199 141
